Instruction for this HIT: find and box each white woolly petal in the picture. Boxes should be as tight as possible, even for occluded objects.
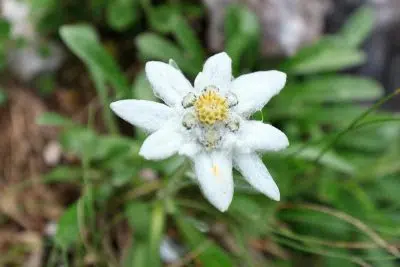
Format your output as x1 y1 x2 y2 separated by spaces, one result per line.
194 52 232 93
110 100 173 133
178 142 201 159
234 153 280 201
193 151 234 212
145 61 193 106
139 125 184 160
236 121 289 153
232 71 287 116
194 71 205 91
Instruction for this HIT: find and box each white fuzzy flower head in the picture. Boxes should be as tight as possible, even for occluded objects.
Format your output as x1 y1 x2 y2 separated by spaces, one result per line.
110 52 289 212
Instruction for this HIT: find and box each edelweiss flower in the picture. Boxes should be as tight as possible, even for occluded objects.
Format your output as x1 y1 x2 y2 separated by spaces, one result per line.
110 52 289 212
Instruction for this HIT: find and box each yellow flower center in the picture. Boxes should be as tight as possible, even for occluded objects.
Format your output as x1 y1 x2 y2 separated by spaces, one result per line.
194 89 228 125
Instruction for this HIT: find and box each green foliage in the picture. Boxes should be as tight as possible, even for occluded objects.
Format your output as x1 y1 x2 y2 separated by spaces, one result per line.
0 19 10 41
35 74 56 96
279 75 383 103
30 0 62 34
0 18 10 70
55 198 89 249
136 2 205 76
0 88 7 105
31 0 142 35
44 166 83 183
36 112 76 126
175 215 234 267
106 0 139 31
126 241 149 267
225 4 261 74
148 202 165 267
136 33 183 63
125 202 151 239
339 6 375 48
279 9 373 75
282 38 366 74
59 25 129 97
132 70 157 101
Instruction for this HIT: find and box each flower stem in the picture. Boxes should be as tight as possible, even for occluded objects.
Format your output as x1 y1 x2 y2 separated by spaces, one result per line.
91 67 119 135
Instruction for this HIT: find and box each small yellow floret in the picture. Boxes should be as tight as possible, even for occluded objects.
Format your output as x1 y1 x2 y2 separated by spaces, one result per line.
212 164 219 177
194 89 228 125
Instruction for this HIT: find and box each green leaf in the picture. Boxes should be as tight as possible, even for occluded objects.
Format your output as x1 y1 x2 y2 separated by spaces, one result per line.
147 202 165 267
136 33 182 62
0 49 5 70
55 203 79 248
44 166 82 183
285 144 356 174
228 194 274 236
287 48 366 74
139 3 204 75
281 36 366 74
110 167 136 186
340 6 375 48
60 126 139 164
282 75 383 103
366 249 396 267
59 127 98 158
225 4 259 44
269 104 395 129
171 15 204 68
132 70 157 101
36 112 75 126
376 175 400 204
334 182 376 219
229 194 262 223
0 19 10 41
30 0 62 34
90 66 118 134
339 125 396 152
175 216 234 267
107 0 138 31
318 174 340 202
126 202 165 267
124 241 150 267
144 3 179 33
35 74 56 96
0 88 7 105
59 25 129 97
90 0 108 19
278 209 351 239
54 199 89 249
91 135 140 163
125 202 151 240
136 33 197 75
225 4 260 73
323 254 357 267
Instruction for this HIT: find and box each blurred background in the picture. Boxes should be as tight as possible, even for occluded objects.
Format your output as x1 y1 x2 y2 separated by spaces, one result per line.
0 0 400 266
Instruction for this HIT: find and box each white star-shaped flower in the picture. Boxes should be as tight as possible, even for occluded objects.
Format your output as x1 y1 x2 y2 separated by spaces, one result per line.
111 52 289 212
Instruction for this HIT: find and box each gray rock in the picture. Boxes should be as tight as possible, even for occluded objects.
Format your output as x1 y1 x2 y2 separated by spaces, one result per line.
1 0 65 81
326 0 400 32
203 0 331 56
369 0 400 28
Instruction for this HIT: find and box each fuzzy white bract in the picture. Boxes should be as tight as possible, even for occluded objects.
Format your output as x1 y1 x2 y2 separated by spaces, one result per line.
110 52 289 212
